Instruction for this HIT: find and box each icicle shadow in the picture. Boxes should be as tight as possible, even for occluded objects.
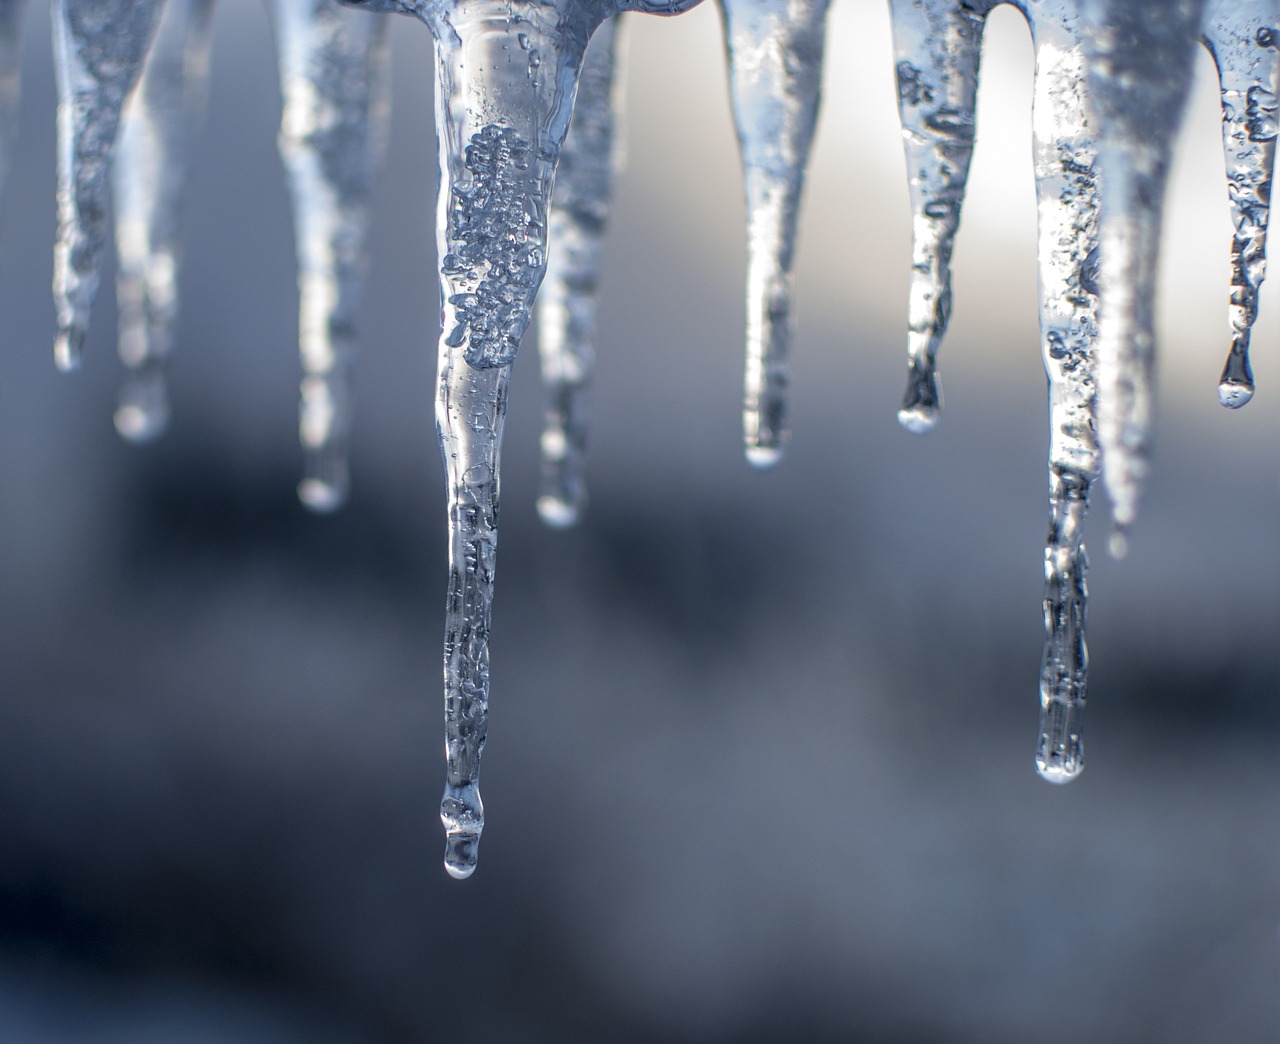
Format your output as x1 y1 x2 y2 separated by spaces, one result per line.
1022 0 1099 783
720 0 830 465
1083 0 1203 548
341 0 704 879
534 18 622 528
1202 0 1279 410
886 0 988 434
112 0 213 443
52 0 165 371
272 0 391 513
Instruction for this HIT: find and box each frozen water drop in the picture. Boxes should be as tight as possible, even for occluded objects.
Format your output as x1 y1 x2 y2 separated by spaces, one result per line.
441 781 483 879
52 0 165 369
887 0 986 433
535 17 623 528
273 0 390 511
113 0 215 444
721 0 831 464
1202 0 1279 411
1108 526 1129 560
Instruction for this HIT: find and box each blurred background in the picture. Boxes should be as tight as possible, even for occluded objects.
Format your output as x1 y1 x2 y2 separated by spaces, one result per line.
0 1 1277 1040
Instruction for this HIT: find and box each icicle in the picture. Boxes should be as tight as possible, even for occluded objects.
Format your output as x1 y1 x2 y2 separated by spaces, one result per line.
720 0 830 465
341 0 702 879
534 18 622 528
112 0 213 443
0 0 26 212
1024 0 1100 783
1202 0 1280 410
52 0 165 371
1083 0 1203 548
273 0 391 512
886 0 988 434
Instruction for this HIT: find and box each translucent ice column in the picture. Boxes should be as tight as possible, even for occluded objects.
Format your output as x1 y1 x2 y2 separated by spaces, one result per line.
112 0 213 442
886 0 987 434
0 0 26 211
1024 0 1100 782
721 0 830 464
273 0 391 512
535 18 622 527
1202 0 1279 409
340 0 703 878
52 0 164 370
1083 0 1203 546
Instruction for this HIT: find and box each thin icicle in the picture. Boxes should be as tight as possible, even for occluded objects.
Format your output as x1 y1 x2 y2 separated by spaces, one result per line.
112 0 213 443
1083 0 1204 549
1024 0 1099 783
273 0 390 513
0 0 26 212
886 0 988 434
52 0 165 371
535 17 622 528
720 0 830 465
340 0 703 879
1202 0 1279 409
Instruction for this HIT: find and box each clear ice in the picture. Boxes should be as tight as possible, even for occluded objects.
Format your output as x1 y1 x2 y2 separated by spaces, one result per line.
36 0 1280 868
112 0 213 443
53 0 165 371
274 0 391 512
534 18 622 528
0 0 26 212
721 0 830 464
1202 0 1279 410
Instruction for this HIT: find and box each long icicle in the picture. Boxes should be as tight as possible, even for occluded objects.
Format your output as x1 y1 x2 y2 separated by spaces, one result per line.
1024 0 1100 783
112 0 213 443
1202 0 1280 409
720 0 830 465
52 0 165 371
886 0 988 434
534 16 622 528
273 0 391 513
1083 0 1204 552
0 0 27 214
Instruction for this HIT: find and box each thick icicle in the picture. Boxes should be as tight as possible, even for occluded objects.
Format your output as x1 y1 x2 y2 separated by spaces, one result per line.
1202 0 1280 409
52 0 165 371
341 0 702 879
720 0 830 465
273 0 391 512
886 0 987 434
112 0 213 443
1083 0 1203 547
1025 0 1099 783
534 18 622 528
0 0 26 212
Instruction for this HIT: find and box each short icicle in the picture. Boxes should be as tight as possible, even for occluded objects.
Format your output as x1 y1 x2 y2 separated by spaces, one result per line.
112 0 213 443
534 17 622 528
273 0 391 513
886 0 988 434
720 0 830 465
1024 0 1099 783
1202 0 1280 410
52 0 165 371
341 0 704 878
1083 0 1204 550
0 0 27 212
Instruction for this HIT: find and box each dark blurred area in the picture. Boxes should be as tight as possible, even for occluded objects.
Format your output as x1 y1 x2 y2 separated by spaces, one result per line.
0 2 1277 1041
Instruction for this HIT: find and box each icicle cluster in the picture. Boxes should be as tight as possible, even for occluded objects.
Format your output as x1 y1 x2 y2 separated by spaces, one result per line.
29 0 1278 874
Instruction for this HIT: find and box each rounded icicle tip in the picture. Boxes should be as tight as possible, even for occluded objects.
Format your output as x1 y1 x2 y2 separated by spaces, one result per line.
297 477 348 514
54 328 84 373
745 443 784 469
1217 380 1255 409
897 402 940 435
114 401 168 443
1107 526 1129 560
1036 751 1084 784
536 494 580 529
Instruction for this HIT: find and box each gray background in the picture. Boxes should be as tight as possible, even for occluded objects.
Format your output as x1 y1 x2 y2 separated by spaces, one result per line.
0 1 1276 1040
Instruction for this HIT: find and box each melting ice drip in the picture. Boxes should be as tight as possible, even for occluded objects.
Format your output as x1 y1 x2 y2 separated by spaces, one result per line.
26 0 1278 875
